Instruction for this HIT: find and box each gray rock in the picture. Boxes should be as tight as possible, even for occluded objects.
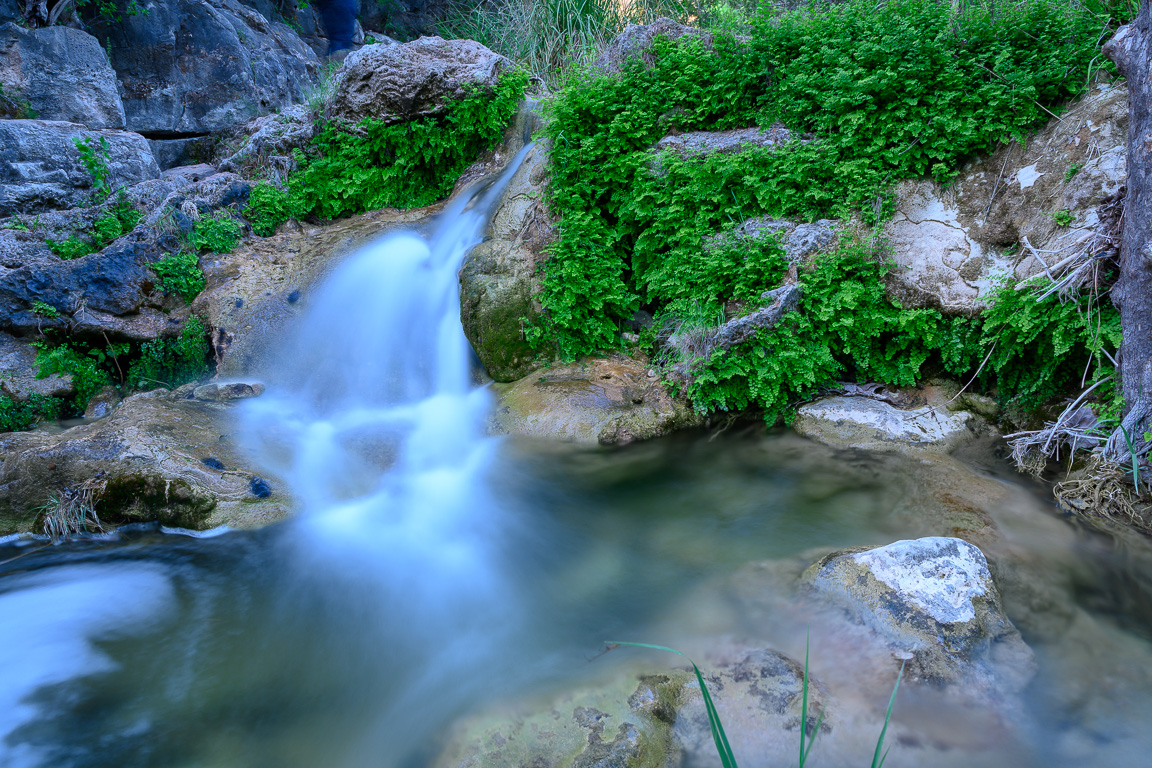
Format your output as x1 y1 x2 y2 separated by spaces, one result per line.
217 103 315 178
162 164 219 184
711 216 837 263
0 330 73 401
803 537 1036 691
0 23 125 128
0 0 19 24
192 380 265 401
0 389 290 534
82 385 121 419
594 17 714 75
490 356 701 445
86 0 319 135
459 118 553 382
654 124 796 160
714 282 800 350
326 36 512 126
793 395 976 453
0 120 160 216
884 81 1128 314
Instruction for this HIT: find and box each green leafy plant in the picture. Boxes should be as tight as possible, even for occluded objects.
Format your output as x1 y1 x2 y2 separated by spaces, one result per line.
152 250 206 303
73 136 111 202
45 235 95 260
189 211 242 253
0 82 37 119
3 217 30 231
1052 209 1075 226
0 393 61 433
34 341 125 412
1065 163 1082 182
126 317 210 390
288 68 529 219
32 300 60 319
92 191 141 245
245 182 292 236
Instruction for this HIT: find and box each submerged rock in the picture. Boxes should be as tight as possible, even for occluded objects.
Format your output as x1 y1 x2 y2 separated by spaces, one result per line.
0 23 125 128
491 356 701 445
0 389 289 535
326 36 512 126
792 395 977 453
803 537 1035 692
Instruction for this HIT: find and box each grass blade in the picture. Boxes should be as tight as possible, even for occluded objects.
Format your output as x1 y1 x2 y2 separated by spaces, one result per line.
606 641 739 768
870 659 906 768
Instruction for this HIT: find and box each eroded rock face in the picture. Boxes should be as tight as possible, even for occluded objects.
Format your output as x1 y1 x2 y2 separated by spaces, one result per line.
0 389 289 535
654 125 796 160
594 17 714 75
711 215 838 263
0 23 125 129
491 356 702 445
217 103 316 177
803 537 1036 691
793 395 977 453
885 80 1128 313
0 120 160 216
326 36 512 126
459 135 553 382
86 0 318 135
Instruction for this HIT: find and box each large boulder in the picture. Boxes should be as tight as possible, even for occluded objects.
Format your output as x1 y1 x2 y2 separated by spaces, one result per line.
217 103 316 177
325 36 512 126
0 388 290 535
802 537 1035 692
884 80 1128 313
491 356 702 445
0 23 125 128
793 395 978 453
86 0 319 135
0 121 160 216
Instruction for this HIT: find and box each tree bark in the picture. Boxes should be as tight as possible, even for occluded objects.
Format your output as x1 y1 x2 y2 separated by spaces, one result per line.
1105 7 1152 457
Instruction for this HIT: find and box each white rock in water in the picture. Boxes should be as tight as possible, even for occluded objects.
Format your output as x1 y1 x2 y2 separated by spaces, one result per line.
793 396 973 453
852 537 991 623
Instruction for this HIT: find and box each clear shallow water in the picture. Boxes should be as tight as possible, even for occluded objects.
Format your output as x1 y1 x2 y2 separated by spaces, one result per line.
2 152 1152 767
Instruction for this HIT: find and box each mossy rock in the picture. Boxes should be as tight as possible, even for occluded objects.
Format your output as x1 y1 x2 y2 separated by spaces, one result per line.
94 473 217 529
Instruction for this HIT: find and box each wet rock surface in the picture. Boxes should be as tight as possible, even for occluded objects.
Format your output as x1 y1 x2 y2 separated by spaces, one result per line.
0 23 125 129
802 537 1036 693
0 388 288 535
326 36 512 126
491 356 702 445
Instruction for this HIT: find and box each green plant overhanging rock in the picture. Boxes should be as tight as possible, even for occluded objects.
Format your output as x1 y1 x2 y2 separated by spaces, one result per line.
94 474 217 530
531 0 1119 419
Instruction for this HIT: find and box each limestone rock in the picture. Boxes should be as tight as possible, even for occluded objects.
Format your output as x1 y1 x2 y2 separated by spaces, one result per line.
217 103 316 177
0 389 290 535
459 128 554 382
86 0 319 134
0 23 125 128
83 385 121 419
793 395 975 453
326 36 512 126
654 124 796 160
884 81 1128 313
803 537 1035 691
491 356 702 445
594 17 714 75
0 120 160 216
149 137 216 171
192 381 265 401
0 331 72 401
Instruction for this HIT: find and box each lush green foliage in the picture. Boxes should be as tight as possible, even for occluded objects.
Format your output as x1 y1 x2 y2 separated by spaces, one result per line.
45 191 140 259
533 0 1118 417
0 393 60 432
245 182 291 236
34 341 125 412
32 300 59 319
127 317 210 390
189 211 242 253
152 250 206 303
73 136 111 202
287 69 529 219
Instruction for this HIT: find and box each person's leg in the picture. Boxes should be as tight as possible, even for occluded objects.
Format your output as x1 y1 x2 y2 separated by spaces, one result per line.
314 0 358 54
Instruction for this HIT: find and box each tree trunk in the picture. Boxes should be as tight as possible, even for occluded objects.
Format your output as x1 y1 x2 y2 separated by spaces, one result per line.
1105 6 1152 457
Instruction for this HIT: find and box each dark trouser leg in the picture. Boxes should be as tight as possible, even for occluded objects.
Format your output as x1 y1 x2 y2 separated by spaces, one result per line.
314 0 358 53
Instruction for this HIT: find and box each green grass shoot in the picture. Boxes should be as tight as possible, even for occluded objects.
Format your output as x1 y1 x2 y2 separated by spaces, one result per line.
606 641 739 768
799 630 826 767
870 659 906 768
